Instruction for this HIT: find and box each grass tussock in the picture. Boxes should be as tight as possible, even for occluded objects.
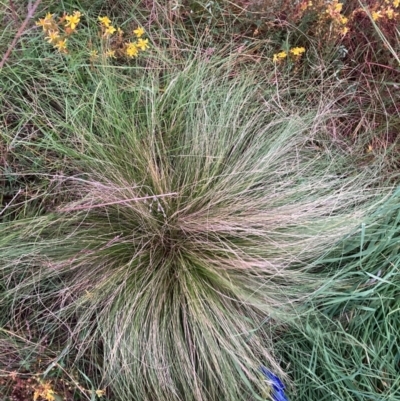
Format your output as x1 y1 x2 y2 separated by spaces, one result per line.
0 49 394 400
0 1 399 400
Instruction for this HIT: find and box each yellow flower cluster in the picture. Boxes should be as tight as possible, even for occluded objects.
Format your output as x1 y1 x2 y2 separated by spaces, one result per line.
36 11 81 53
125 37 149 58
36 11 150 62
97 16 149 60
33 380 57 401
325 0 349 35
273 47 305 63
98 16 117 37
287 0 400 55
272 51 287 62
299 0 313 12
372 0 400 21
32 376 105 400
290 47 306 56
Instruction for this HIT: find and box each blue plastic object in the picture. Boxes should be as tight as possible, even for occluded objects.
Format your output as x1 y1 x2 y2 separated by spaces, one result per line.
260 366 289 401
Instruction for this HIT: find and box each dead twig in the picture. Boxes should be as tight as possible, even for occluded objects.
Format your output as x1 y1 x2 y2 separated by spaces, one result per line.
0 0 42 69
59 192 178 213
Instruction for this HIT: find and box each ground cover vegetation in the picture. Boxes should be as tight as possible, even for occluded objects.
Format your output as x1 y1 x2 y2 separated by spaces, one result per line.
0 0 399 400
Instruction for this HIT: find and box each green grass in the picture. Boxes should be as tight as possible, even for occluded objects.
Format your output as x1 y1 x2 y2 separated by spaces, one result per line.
0 1 399 400
275 188 400 400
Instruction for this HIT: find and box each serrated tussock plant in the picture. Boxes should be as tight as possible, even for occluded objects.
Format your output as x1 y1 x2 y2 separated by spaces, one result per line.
0 57 391 400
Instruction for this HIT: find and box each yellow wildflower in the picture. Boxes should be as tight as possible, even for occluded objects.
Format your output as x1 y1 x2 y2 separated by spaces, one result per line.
340 15 348 24
372 11 382 21
65 13 80 30
37 19 48 28
104 25 116 35
137 38 149 51
326 1 343 16
272 51 287 62
54 39 67 52
36 13 54 30
125 42 139 58
117 27 124 36
133 26 145 38
95 389 106 397
45 30 60 43
105 49 116 58
290 46 306 56
98 16 111 27
33 381 56 401
385 7 396 18
300 1 309 11
394 0 399 8
89 50 98 58
334 2 343 12
341 26 349 35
